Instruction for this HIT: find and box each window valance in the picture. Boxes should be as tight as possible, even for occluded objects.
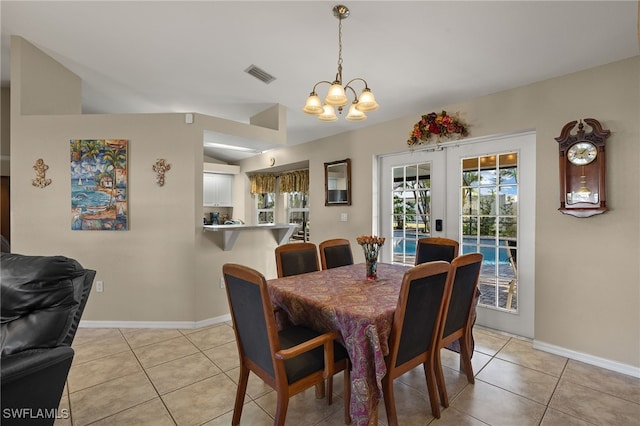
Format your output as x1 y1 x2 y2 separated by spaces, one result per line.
249 169 309 194
280 170 309 194
250 174 276 194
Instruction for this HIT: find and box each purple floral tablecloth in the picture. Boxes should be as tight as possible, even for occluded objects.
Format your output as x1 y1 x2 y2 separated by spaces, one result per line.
267 263 409 426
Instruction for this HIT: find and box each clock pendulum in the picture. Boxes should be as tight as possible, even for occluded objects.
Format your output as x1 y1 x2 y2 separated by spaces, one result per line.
572 165 592 203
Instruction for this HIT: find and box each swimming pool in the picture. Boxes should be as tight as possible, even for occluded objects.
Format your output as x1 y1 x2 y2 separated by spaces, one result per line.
393 236 512 265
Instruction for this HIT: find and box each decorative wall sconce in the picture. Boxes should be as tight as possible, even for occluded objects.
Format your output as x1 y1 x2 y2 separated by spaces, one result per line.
152 159 171 186
32 158 52 188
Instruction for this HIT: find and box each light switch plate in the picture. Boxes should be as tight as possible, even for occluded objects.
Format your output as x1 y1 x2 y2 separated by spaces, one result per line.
340 213 348 222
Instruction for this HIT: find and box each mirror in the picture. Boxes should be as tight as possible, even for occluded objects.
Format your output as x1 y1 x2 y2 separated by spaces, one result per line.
324 158 351 206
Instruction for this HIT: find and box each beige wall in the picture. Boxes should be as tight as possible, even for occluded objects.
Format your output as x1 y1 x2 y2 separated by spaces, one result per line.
9 37 286 324
8 33 639 369
11 36 81 115
239 56 640 368
1 88 10 175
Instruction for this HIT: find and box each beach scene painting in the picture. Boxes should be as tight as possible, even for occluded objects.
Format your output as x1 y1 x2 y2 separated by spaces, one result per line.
71 139 128 230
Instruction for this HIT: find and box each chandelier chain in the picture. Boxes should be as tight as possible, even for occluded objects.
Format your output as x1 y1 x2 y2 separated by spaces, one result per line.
337 16 343 84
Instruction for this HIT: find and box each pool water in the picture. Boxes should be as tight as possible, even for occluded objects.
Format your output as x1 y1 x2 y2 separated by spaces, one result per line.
393 237 511 266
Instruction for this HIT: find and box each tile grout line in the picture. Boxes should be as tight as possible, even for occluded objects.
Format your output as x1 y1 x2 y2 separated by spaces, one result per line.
115 327 182 426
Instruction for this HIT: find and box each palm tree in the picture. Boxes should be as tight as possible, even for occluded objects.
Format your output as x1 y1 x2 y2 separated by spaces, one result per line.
101 146 126 213
70 139 83 162
81 140 102 182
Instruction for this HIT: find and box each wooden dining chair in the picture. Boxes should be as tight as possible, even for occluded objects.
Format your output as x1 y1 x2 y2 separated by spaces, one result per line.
382 261 453 424
319 238 354 270
275 242 320 278
415 237 459 265
222 263 351 426
434 252 483 408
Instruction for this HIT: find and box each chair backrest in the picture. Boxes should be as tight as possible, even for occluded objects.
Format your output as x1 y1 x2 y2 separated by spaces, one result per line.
319 238 354 270
275 242 320 278
415 237 459 265
441 253 483 340
223 263 279 378
387 261 452 370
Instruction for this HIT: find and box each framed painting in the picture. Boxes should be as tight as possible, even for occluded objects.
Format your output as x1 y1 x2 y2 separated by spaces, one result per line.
70 139 128 230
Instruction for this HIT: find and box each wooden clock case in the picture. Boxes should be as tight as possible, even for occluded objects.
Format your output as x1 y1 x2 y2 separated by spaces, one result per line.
555 118 611 218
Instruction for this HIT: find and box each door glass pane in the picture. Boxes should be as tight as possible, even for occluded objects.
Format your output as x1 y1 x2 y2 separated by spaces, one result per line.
462 158 479 186
461 152 519 311
479 187 496 215
461 187 478 215
392 162 431 265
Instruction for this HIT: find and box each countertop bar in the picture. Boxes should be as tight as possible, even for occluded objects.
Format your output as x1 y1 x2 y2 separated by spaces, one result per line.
202 223 300 251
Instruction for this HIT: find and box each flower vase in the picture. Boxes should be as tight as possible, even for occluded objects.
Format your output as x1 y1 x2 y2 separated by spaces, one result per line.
357 235 385 281
365 258 378 280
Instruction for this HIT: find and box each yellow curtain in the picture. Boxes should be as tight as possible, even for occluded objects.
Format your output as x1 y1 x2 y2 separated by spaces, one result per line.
280 170 309 194
250 174 276 194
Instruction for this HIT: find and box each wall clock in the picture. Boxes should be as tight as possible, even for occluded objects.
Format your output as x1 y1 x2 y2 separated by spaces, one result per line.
555 118 610 218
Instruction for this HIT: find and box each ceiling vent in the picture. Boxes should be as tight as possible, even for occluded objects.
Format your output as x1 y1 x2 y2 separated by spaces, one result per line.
244 65 276 84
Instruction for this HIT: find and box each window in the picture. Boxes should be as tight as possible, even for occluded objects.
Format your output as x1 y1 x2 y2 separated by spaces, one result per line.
251 169 310 238
287 192 310 241
256 192 275 224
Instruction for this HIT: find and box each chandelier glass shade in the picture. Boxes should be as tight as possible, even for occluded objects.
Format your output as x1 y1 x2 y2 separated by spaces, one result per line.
302 5 379 121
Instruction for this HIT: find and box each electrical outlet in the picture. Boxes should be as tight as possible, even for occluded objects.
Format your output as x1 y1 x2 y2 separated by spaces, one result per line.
220 277 225 289
340 213 348 222
95 281 104 292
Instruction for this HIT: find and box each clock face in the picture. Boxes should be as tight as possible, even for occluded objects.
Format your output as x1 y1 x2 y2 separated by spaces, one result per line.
567 142 598 165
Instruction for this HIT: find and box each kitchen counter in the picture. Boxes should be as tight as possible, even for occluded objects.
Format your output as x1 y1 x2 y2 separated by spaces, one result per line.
203 223 300 251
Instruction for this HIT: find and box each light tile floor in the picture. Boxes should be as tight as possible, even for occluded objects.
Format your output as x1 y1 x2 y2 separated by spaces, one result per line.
57 325 640 426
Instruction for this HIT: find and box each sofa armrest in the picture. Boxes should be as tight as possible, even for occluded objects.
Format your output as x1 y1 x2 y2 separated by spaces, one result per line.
1 347 74 426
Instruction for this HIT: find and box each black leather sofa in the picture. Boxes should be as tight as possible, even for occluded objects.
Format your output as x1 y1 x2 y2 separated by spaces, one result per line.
1 253 96 425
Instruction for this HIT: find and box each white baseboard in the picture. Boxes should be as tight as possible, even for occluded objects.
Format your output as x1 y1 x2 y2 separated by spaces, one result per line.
533 339 640 378
79 314 232 330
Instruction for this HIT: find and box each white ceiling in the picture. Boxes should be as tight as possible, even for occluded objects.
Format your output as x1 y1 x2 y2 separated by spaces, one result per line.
2 1 638 162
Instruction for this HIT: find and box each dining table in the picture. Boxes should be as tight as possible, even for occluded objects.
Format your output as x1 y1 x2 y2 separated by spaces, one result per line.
267 262 410 426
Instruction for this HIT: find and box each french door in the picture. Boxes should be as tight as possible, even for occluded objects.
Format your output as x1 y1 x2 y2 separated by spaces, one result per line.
379 132 535 338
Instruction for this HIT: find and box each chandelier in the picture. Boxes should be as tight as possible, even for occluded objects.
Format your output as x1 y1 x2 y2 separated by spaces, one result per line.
302 5 379 122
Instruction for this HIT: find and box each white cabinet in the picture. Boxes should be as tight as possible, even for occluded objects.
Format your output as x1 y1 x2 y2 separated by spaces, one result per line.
203 173 233 207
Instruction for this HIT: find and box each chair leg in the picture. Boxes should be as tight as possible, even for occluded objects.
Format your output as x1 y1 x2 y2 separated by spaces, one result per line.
434 348 449 408
424 360 441 419
344 366 352 425
459 333 475 384
382 375 399 426
232 364 250 426
326 376 334 405
274 392 289 426
315 381 326 399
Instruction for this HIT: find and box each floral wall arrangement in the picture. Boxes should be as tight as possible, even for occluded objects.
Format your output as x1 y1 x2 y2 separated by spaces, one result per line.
407 111 469 148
